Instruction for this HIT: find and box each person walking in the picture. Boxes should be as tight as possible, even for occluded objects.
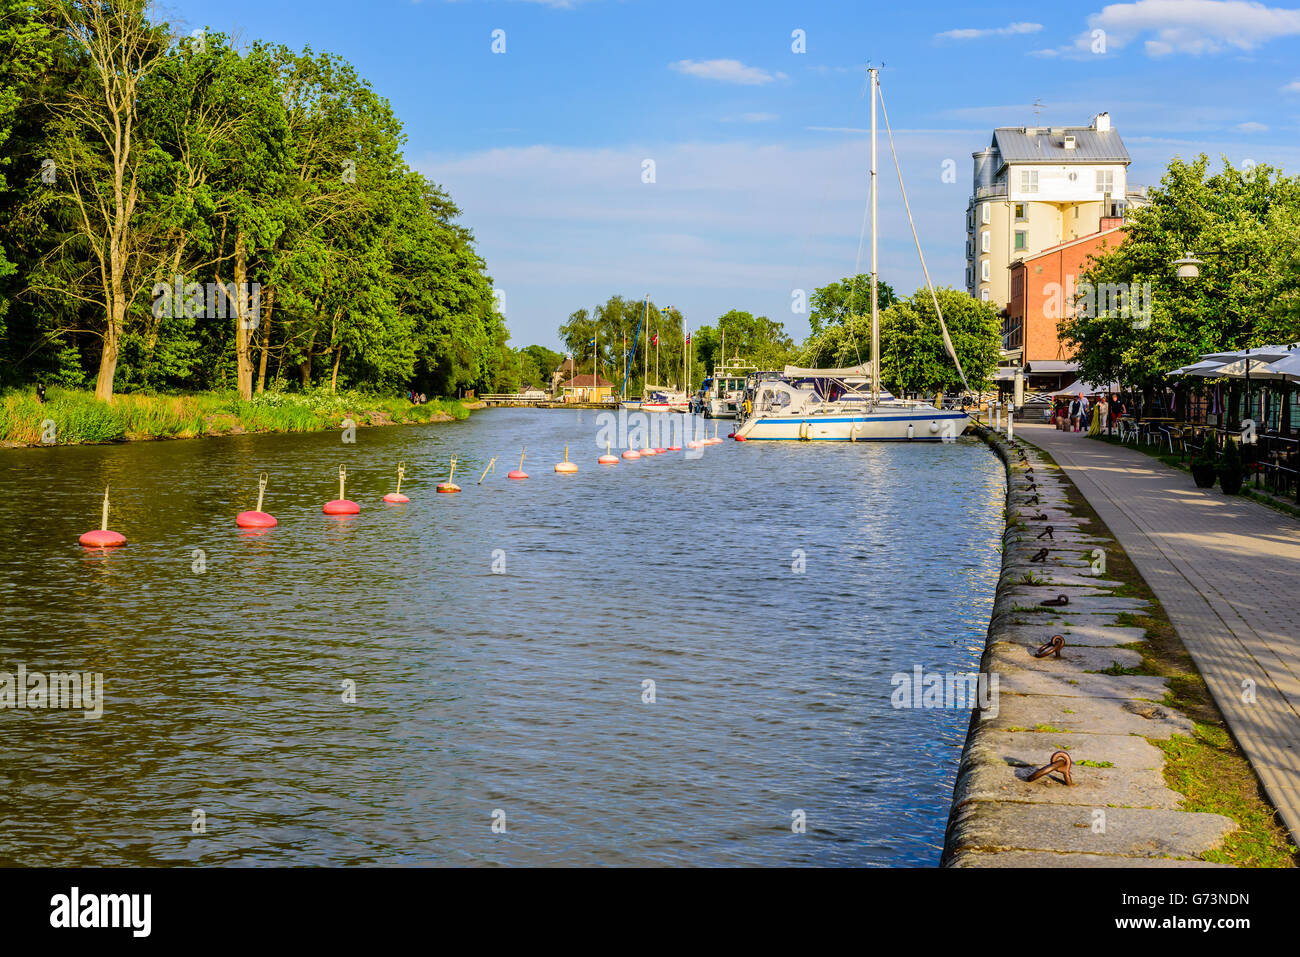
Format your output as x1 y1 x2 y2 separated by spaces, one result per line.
1099 394 1110 435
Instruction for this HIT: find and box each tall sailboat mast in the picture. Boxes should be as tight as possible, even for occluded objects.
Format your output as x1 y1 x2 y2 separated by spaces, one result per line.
869 66 880 408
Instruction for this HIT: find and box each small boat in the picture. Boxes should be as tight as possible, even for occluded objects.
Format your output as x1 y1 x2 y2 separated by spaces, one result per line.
699 356 755 418
640 388 690 413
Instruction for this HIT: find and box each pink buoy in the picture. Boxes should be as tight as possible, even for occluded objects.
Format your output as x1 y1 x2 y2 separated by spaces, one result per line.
236 510 278 527
641 447 658 456
80 529 125 548
687 440 704 449
554 444 579 473
667 445 682 451
80 487 125 547
384 463 411 503
326 465 359 513
599 442 618 465
654 448 667 454
509 448 529 479
622 449 641 460
237 473 277 526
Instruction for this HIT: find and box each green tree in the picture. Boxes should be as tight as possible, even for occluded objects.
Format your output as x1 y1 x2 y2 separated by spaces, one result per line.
1064 155 1300 389
879 287 1000 395
808 273 897 335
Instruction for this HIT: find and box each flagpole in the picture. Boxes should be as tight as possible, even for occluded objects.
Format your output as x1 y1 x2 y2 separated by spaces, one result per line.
643 295 649 393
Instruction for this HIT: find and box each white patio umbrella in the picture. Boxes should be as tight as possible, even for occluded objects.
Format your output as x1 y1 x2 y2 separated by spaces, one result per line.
1256 352 1300 383
1211 357 1294 381
1169 359 1229 376
1201 344 1298 363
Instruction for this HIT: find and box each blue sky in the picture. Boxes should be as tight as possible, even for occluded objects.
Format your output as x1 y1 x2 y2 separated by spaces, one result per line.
168 0 1300 349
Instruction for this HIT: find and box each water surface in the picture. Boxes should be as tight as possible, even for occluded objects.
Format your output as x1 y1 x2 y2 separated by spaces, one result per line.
0 408 1004 865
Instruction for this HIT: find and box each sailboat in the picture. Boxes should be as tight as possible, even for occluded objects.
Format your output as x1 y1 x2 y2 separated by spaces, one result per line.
620 295 690 412
735 68 971 442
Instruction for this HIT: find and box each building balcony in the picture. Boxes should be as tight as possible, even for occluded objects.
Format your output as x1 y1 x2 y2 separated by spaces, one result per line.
973 183 1008 200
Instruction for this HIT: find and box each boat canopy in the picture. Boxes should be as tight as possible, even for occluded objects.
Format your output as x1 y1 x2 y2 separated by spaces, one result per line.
782 364 870 379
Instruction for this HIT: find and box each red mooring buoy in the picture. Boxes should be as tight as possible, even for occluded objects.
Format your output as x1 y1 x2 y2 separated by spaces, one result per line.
80 487 125 547
509 447 529 479
79 529 126 548
383 462 410 503
237 510 278 527
325 464 360 514
237 473 277 527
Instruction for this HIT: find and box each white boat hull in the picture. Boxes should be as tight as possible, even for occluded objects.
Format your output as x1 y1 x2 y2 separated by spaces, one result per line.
736 408 969 441
706 397 739 418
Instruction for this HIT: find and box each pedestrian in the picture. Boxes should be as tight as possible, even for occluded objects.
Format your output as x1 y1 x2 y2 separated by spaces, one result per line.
36 382 46 404
1099 394 1110 435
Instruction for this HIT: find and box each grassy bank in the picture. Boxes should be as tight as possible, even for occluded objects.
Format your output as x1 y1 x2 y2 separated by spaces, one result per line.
0 387 475 447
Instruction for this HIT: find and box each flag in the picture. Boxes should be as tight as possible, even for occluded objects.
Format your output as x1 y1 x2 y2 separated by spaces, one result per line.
685 332 691 344
589 337 596 345
651 334 658 346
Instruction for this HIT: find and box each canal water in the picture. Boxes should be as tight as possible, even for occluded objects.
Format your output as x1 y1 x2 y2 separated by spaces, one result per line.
0 408 1004 866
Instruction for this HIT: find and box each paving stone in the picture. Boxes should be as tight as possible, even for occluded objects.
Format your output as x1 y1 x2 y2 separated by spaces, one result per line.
979 692 1192 738
945 849 1231 868
945 802 1236 859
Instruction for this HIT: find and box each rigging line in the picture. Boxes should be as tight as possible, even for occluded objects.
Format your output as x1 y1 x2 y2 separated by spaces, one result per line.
876 78 972 395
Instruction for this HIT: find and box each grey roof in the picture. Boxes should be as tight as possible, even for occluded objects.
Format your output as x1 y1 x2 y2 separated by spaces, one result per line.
990 127 1130 166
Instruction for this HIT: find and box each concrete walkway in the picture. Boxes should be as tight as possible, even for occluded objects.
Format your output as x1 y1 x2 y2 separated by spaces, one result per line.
1019 422 1300 842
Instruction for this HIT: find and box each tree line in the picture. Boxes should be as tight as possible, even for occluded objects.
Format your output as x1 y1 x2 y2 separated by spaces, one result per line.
0 0 509 401
554 280 1003 397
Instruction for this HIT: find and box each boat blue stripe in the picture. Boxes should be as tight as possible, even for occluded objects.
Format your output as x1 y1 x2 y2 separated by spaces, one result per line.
746 414 969 424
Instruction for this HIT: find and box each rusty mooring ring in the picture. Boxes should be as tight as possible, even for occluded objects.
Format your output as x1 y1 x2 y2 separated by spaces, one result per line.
1027 750 1074 785
1033 634 1066 659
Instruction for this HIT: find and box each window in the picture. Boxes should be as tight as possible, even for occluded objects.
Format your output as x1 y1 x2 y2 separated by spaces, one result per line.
1015 203 1027 221
1014 231 1028 251
981 260 990 282
980 288 991 302
981 202 991 224
980 231 990 253
1097 169 1114 194
1019 169 1039 193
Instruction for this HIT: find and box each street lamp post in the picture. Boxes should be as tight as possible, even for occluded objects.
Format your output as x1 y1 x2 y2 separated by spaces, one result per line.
1173 249 1254 430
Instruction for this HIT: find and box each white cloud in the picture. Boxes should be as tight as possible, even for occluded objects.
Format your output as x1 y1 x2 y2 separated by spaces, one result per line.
1237 121 1269 132
1282 79 1300 93
936 22 1043 40
414 134 974 346
669 59 785 85
1086 0 1300 56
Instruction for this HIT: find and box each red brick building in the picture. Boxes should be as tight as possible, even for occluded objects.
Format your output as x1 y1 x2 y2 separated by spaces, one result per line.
1003 219 1125 393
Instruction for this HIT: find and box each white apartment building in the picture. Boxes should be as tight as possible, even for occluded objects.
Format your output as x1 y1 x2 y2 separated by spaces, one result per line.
965 113 1146 310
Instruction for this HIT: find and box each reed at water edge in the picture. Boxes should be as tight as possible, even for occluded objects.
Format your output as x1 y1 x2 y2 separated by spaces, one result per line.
0 387 474 446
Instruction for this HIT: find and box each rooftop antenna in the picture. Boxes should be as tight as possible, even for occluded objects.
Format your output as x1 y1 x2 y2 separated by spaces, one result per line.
1031 97 1044 126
